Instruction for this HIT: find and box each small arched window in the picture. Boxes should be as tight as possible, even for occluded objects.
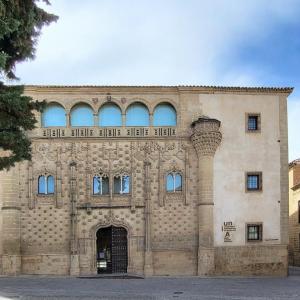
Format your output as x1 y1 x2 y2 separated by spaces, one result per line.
99 103 122 127
42 103 66 127
114 174 130 194
38 175 55 195
93 175 109 195
70 104 94 127
153 103 177 126
166 172 182 192
125 102 149 126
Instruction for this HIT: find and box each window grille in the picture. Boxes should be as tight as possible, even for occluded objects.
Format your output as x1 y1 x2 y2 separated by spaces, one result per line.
246 172 262 191
248 116 258 130
247 224 262 241
246 113 261 132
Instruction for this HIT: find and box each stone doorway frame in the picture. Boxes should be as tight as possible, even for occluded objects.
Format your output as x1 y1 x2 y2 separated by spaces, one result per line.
90 219 133 274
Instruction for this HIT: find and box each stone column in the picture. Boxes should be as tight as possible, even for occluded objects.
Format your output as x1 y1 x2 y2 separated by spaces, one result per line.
69 161 80 276
66 110 71 127
191 117 222 276
143 160 153 276
0 167 21 275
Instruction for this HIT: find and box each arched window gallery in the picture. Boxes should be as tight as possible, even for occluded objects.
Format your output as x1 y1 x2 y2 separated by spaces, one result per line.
41 101 177 127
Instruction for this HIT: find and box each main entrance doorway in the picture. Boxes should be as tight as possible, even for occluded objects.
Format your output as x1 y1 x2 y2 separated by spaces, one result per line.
96 226 128 274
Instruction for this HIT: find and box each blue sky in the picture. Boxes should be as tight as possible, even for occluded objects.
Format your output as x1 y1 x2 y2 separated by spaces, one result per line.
13 0 300 161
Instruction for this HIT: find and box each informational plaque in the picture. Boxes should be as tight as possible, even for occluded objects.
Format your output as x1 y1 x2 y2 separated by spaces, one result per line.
222 221 236 242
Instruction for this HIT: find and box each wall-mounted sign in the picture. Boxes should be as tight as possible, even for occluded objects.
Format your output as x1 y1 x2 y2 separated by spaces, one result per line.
222 221 236 242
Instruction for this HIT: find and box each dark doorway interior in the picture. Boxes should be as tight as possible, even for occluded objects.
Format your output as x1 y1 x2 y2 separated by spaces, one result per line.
96 226 128 274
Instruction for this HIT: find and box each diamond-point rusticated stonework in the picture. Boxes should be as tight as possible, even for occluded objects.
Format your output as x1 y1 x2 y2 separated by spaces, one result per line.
191 116 222 156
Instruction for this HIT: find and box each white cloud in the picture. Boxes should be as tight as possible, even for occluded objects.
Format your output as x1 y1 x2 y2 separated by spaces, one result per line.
14 0 300 85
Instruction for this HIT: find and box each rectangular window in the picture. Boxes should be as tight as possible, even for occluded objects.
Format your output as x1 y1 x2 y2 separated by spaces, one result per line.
246 113 261 132
93 176 109 195
246 172 262 191
114 175 130 194
247 224 262 241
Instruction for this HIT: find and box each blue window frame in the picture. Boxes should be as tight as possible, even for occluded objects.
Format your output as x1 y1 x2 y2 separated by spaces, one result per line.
38 175 55 194
99 103 122 127
93 176 109 195
42 103 66 127
153 103 177 126
166 172 182 192
114 175 130 194
125 103 149 126
70 104 94 127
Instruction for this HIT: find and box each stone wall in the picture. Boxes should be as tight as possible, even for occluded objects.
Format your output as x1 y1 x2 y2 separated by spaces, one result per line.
288 164 300 266
215 245 288 276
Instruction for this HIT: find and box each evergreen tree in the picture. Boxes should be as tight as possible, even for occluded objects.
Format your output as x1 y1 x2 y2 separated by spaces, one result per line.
0 0 58 170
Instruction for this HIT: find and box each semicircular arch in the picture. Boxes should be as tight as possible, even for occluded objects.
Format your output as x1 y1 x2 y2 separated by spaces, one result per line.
70 102 94 127
98 102 122 127
125 101 150 126
42 102 66 127
153 102 177 126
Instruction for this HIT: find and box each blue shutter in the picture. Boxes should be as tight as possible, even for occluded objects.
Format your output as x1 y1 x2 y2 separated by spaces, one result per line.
38 176 46 194
175 174 182 191
47 176 55 194
166 174 174 192
71 104 94 126
153 104 177 126
42 104 66 127
126 103 149 126
99 103 122 127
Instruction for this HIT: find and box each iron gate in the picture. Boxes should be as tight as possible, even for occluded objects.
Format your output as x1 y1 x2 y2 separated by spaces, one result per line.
97 226 128 274
111 226 128 273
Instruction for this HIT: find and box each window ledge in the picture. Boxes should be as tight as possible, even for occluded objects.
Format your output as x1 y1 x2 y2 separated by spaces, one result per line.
245 189 263 193
246 240 262 244
246 130 261 133
91 194 110 198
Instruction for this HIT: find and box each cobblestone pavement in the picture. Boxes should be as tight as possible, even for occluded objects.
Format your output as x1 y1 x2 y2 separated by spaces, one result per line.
0 268 300 300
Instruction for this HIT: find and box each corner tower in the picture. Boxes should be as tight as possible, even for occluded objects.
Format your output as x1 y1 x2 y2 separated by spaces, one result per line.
191 116 222 275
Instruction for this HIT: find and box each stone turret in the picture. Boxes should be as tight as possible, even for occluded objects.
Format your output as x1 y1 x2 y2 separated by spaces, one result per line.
191 116 222 276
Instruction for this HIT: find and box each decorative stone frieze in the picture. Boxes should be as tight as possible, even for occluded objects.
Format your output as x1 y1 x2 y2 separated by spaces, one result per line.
191 117 222 156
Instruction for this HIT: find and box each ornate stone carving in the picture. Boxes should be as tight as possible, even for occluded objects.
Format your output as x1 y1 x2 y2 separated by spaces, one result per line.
191 116 222 156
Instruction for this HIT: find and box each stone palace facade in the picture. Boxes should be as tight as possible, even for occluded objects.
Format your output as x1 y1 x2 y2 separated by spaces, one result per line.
289 159 300 266
0 85 292 276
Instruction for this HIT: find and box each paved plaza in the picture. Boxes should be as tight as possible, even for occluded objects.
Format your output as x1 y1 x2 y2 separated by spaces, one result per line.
0 268 299 300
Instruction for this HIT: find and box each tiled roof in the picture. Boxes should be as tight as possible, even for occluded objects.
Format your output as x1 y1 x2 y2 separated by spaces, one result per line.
289 159 300 167
23 85 294 94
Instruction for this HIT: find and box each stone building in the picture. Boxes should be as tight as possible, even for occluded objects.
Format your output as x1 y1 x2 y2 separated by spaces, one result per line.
0 85 292 276
289 159 300 266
